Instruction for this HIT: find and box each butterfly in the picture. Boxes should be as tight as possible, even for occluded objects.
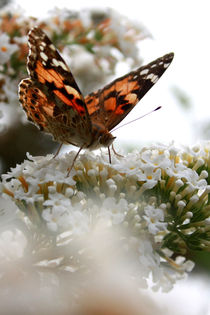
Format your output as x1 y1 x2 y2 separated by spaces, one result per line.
19 27 174 172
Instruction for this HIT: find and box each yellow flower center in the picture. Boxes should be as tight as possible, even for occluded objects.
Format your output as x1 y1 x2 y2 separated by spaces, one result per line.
175 156 180 164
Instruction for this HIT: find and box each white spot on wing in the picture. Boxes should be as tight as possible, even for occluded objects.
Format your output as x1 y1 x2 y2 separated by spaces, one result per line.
49 44 56 51
147 73 153 80
151 74 159 83
146 73 159 83
52 58 60 67
51 58 69 71
140 68 149 75
59 61 68 71
40 52 48 61
163 63 170 69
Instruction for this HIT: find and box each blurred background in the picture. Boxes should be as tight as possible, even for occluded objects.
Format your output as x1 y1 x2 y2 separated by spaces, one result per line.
1 0 210 313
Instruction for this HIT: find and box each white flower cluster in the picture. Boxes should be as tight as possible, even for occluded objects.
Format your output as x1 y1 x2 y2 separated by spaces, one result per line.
3 142 209 291
0 6 34 133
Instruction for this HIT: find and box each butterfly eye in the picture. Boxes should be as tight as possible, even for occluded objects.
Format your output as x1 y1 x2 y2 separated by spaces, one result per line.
99 132 116 148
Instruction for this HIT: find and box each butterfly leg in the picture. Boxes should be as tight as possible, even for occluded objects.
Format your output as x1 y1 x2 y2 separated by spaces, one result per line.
108 146 112 163
111 144 124 158
66 145 84 177
53 143 63 159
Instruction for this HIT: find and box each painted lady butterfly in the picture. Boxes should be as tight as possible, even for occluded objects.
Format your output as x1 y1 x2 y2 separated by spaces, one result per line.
19 27 174 170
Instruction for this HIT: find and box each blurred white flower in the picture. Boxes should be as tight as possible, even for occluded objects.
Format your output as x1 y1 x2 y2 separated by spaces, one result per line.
0 229 26 261
0 33 18 64
0 196 18 228
98 197 128 224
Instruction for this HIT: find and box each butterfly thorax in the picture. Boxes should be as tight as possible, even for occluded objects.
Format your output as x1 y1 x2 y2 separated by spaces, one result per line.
87 123 116 150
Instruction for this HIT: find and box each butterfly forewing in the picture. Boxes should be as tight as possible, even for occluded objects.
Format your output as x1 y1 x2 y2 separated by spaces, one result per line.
27 27 82 93
19 27 92 147
85 53 174 131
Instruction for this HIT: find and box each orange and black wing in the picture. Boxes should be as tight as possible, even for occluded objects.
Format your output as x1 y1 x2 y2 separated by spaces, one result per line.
85 53 174 131
19 27 92 147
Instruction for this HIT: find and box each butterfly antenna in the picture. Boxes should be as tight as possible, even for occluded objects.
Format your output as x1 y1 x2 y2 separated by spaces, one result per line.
112 106 162 132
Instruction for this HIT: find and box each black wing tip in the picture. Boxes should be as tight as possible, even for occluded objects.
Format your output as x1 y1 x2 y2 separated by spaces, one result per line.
28 26 46 39
166 52 174 57
163 52 174 62
28 26 39 36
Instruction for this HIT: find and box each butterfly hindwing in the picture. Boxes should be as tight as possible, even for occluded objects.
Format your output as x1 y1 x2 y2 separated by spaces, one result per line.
85 53 174 131
19 79 88 146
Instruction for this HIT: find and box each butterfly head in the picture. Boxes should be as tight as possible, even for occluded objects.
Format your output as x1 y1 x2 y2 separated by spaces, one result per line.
87 123 116 150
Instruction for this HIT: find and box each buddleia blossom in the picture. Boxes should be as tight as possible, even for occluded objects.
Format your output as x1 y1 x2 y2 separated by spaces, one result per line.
2 142 210 298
